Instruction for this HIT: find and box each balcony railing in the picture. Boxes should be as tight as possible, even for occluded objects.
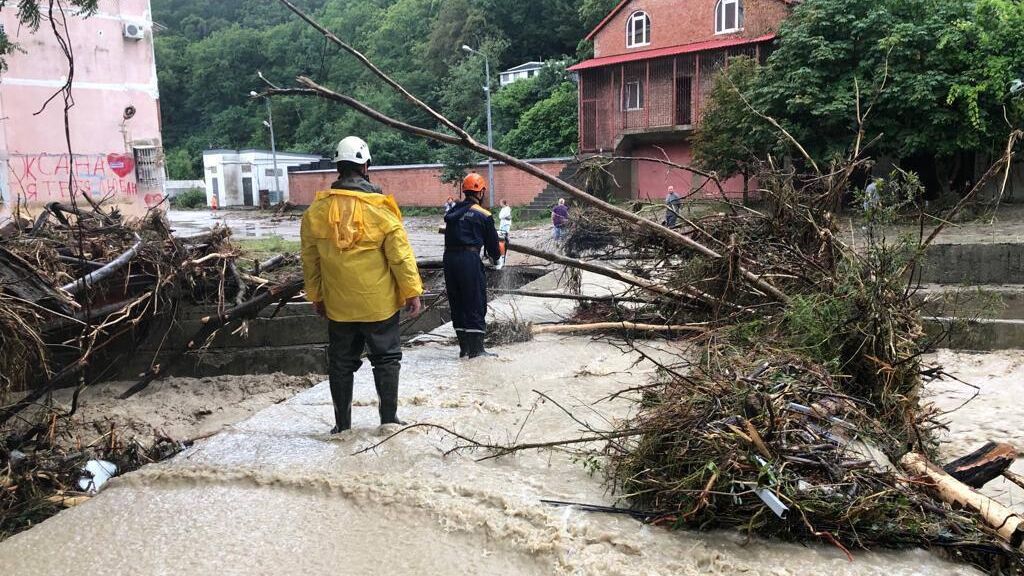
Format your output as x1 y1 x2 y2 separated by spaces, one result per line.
579 43 764 153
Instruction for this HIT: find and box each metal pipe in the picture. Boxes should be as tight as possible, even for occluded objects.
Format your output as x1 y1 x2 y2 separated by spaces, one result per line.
484 55 495 209
266 97 281 201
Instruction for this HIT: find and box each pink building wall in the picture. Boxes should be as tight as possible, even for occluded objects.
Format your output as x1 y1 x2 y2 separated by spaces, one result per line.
0 0 164 220
632 142 754 201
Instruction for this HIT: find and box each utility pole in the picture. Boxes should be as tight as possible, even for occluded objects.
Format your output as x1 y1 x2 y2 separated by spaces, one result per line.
250 91 281 202
462 44 495 208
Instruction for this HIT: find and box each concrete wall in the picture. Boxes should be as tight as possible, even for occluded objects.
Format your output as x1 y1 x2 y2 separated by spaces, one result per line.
165 180 205 198
289 158 571 207
593 0 791 58
0 0 164 219
918 243 1024 285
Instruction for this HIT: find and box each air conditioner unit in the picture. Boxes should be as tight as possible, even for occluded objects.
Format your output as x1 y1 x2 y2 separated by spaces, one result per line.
123 23 145 40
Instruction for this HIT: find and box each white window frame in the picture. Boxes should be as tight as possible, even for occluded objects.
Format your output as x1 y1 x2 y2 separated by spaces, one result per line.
715 0 744 35
626 11 650 48
623 80 643 111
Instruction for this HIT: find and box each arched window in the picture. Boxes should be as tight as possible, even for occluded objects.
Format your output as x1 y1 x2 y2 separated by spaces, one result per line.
715 0 744 34
626 11 651 48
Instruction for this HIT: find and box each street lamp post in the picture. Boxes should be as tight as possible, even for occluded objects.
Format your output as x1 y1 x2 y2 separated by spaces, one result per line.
462 44 495 209
250 91 281 202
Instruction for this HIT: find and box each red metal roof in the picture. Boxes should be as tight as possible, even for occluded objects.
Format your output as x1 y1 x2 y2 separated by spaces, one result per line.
568 34 775 71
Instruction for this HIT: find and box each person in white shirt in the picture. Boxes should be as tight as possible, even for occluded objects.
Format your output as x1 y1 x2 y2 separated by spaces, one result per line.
498 198 512 234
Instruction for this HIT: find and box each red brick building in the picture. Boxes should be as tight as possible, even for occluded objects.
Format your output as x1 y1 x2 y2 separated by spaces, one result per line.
569 0 795 200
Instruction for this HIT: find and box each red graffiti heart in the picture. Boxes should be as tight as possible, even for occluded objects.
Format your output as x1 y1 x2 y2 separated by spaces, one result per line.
144 193 164 207
107 153 135 178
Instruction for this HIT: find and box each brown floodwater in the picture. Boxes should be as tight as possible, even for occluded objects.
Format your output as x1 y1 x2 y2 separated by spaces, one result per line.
0 339 994 575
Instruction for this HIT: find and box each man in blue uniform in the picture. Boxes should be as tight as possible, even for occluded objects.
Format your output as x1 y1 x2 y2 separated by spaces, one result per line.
444 173 501 359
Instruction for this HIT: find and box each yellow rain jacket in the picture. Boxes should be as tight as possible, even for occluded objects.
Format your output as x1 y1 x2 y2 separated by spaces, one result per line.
300 188 423 323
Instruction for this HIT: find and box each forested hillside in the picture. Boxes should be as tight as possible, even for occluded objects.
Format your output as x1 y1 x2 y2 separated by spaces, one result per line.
153 0 617 178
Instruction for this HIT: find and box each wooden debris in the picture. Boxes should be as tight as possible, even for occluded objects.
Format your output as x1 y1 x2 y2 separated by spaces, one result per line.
901 452 1024 549
943 442 1018 488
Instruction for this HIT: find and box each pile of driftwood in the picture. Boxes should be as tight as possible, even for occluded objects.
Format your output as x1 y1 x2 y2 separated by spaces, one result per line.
0 199 308 539
0 201 304 408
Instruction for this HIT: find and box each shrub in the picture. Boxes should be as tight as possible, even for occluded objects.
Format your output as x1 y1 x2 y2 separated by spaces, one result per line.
171 188 207 209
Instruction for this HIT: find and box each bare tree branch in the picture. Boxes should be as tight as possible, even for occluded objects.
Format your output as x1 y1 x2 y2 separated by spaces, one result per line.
264 71 789 303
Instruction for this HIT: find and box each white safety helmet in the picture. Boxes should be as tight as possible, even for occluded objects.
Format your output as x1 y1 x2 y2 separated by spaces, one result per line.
334 136 372 164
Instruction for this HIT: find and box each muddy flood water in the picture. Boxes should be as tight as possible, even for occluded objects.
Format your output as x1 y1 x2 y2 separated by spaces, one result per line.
2 338 1007 575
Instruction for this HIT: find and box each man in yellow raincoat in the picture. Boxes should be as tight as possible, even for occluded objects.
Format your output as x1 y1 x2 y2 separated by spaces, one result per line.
300 136 423 433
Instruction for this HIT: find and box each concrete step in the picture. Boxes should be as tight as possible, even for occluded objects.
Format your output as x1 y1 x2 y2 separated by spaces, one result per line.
918 243 1024 285
918 284 1024 320
924 317 1024 351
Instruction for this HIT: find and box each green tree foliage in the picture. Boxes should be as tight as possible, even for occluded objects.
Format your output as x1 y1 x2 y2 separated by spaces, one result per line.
152 0 594 172
501 82 579 159
164 148 195 180
696 0 1024 187
692 57 778 179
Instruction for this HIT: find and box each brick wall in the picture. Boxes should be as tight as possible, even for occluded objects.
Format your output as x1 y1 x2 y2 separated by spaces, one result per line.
289 159 569 207
594 0 791 58
632 141 757 201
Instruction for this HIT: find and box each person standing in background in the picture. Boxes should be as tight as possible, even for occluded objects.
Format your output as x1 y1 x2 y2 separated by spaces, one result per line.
664 186 681 228
551 198 569 241
498 199 512 235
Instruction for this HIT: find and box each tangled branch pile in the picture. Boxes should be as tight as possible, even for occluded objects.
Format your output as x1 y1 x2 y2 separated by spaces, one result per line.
556 152 1023 571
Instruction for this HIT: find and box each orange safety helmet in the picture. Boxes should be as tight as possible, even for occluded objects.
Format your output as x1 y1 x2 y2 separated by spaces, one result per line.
462 172 487 194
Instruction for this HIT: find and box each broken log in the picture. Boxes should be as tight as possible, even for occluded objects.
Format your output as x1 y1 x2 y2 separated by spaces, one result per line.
492 289 656 305
61 233 144 296
943 442 1017 489
531 322 706 335
253 253 292 275
901 452 1024 549
0 246 74 314
1003 470 1024 491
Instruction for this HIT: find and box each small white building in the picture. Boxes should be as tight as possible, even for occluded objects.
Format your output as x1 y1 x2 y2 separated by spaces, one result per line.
499 62 545 87
202 149 321 207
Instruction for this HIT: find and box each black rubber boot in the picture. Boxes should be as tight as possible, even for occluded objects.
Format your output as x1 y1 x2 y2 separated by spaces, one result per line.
466 333 497 359
329 374 353 433
374 363 407 425
457 332 468 359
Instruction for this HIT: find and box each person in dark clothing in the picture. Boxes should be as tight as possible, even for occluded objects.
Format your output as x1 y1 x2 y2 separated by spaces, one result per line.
551 198 570 241
444 172 501 359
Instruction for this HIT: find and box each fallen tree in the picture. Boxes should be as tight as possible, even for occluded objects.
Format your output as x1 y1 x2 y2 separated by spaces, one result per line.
267 2 1024 570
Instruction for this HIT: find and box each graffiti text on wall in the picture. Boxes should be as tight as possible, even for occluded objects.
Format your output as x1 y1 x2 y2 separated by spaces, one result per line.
7 153 163 207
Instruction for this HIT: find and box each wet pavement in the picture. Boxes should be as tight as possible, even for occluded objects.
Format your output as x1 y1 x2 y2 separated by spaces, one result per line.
168 209 553 262
0 271 984 576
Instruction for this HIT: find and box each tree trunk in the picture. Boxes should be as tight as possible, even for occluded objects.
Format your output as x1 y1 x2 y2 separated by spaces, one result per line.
901 452 1024 549
532 322 707 335
742 170 749 207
